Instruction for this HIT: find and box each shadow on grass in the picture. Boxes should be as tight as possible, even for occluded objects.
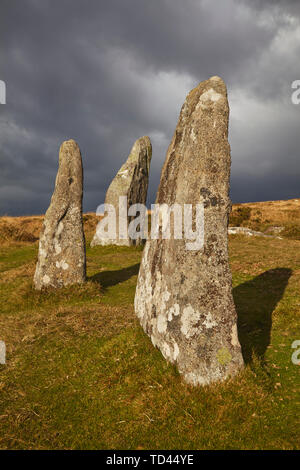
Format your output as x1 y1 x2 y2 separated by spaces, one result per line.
90 263 140 289
89 263 291 365
234 268 292 364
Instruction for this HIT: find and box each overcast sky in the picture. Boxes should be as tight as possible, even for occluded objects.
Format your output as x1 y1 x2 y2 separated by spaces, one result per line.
1 0 299 215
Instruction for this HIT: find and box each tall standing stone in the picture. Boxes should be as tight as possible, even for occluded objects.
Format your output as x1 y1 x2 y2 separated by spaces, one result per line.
135 77 244 386
34 139 86 289
91 136 152 247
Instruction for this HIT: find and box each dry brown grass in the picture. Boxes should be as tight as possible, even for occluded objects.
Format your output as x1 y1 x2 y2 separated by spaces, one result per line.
0 216 42 244
0 212 101 246
82 212 101 240
1 199 299 247
232 198 300 230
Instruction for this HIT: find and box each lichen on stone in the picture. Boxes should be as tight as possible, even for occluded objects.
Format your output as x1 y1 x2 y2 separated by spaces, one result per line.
217 347 232 366
134 76 244 386
34 139 86 290
91 136 152 247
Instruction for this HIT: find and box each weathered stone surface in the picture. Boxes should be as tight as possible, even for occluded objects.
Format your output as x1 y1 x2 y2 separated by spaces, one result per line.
91 136 152 247
135 76 244 386
34 139 86 289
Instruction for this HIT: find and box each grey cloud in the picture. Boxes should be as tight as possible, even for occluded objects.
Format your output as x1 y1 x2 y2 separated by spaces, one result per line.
246 0 300 13
0 0 299 215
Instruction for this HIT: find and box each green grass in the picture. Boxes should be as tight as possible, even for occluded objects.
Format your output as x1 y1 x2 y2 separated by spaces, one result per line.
86 244 143 306
0 236 299 449
0 244 37 273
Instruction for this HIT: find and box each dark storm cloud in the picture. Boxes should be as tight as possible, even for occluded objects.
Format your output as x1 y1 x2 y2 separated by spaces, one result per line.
248 0 300 13
0 0 299 215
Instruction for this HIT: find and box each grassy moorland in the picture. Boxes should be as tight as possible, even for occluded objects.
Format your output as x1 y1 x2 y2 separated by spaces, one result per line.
229 198 300 238
0 203 299 450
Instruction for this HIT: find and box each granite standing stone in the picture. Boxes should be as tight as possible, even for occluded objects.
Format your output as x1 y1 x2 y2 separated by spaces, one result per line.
91 136 152 247
134 77 244 386
34 139 86 289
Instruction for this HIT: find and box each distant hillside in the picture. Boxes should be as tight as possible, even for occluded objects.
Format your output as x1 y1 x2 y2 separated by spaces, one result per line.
0 213 99 245
0 199 300 245
230 198 300 239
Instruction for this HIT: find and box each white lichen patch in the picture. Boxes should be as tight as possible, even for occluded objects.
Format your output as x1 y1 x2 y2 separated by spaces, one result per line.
157 314 167 334
180 99 190 121
190 128 197 143
38 246 47 267
173 341 180 361
69 206 79 216
160 340 180 363
200 88 222 104
54 243 62 255
162 290 170 303
197 87 223 111
161 342 171 360
180 304 202 338
42 275 50 285
39 248 47 259
134 243 152 319
203 312 217 329
184 364 225 386
167 304 180 322
151 335 158 348
56 221 64 236
118 169 129 179
55 260 69 270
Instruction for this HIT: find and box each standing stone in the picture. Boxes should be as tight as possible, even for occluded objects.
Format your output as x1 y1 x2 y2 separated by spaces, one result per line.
91 136 152 247
34 139 86 289
135 77 244 386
